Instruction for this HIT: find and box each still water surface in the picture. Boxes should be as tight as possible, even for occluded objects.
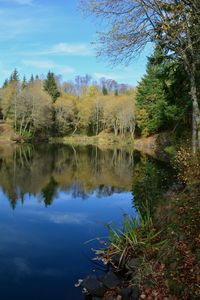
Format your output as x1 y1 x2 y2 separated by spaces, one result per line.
0 144 171 300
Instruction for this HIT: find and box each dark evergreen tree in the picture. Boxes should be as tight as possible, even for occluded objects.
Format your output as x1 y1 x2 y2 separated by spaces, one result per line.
136 48 191 136
43 71 60 103
29 74 34 84
21 76 27 89
2 79 8 88
102 85 108 95
10 69 19 82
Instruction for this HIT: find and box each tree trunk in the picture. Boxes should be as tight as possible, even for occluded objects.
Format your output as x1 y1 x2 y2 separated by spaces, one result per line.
14 93 17 130
113 123 118 136
190 70 200 154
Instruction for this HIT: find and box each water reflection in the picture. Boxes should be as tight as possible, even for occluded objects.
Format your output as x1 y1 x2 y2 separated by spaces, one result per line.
132 155 175 213
0 144 174 300
0 144 135 208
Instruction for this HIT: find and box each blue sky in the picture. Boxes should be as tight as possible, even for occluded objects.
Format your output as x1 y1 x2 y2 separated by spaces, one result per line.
0 0 153 86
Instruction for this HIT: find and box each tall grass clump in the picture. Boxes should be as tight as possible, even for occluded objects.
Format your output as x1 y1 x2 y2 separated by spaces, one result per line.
103 208 167 269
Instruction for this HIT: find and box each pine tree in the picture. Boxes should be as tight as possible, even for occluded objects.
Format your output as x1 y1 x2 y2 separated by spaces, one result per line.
29 74 34 84
2 79 8 88
136 48 190 136
43 71 60 103
10 69 19 82
21 76 27 89
102 85 108 95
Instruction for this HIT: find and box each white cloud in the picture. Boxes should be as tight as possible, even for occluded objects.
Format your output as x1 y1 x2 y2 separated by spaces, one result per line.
22 59 75 74
33 43 94 57
51 43 93 56
48 212 88 225
60 66 75 75
23 59 56 69
0 17 33 39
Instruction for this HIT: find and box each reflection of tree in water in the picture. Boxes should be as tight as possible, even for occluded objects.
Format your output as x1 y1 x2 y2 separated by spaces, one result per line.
41 176 58 206
0 144 135 208
132 155 175 214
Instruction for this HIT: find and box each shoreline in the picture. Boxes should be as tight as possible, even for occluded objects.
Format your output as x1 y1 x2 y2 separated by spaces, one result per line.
78 155 200 299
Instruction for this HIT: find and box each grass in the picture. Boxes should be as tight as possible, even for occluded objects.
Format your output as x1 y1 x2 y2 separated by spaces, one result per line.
50 132 134 149
103 209 168 269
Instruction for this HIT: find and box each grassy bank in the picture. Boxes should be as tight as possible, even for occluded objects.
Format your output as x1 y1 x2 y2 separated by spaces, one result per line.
93 149 200 299
50 132 135 149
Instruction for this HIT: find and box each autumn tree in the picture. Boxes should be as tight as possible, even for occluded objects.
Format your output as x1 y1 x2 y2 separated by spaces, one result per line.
0 70 20 125
15 81 52 136
55 93 77 135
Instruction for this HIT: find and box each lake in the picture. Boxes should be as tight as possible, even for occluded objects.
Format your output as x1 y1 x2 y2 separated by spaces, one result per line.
0 144 172 300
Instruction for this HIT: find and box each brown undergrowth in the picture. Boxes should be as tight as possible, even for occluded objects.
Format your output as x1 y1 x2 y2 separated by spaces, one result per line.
99 148 200 299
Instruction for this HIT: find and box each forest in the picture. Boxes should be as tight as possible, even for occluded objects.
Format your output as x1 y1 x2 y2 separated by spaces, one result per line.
0 47 192 146
0 70 135 139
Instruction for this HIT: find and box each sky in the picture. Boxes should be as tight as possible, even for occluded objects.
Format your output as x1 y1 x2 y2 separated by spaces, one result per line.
0 0 153 86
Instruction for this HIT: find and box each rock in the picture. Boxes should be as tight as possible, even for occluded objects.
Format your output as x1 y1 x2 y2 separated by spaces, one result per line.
126 258 141 271
131 287 140 300
102 271 120 289
119 287 132 299
113 255 121 266
81 275 107 297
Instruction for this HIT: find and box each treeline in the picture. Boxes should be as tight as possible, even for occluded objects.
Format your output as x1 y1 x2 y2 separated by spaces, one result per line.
0 70 135 138
0 52 193 141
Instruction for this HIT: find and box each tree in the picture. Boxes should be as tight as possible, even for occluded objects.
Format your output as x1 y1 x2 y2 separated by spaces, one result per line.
2 79 8 88
136 48 192 136
10 69 19 82
3 70 20 128
15 81 52 136
0 83 15 120
43 71 60 103
103 95 135 137
29 74 34 84
81 0 200 152
21 76 27 90
102 85 108 95
55 93 77 135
